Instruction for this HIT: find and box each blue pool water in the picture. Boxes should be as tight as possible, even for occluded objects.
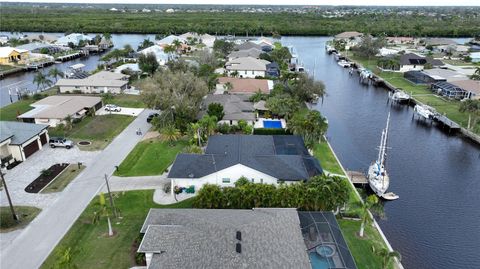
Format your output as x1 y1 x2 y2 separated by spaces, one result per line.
263 120 282 128
309 252 334 269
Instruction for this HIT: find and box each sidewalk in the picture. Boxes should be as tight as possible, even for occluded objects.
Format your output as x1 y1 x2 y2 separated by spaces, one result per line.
0 109 153 269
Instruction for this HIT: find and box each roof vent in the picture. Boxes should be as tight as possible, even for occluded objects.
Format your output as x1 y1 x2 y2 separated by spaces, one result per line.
236 243 242 253
236 231 242 241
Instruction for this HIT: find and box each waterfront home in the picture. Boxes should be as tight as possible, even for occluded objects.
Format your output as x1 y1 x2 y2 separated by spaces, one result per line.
424 38 457 46
139 45 170 65
0 47 29 65
398 53 444 72
168 135 323 194
377 47 400 57
422 68 468 82
55 71 129 94
16 42 62 54
450 80 480 100
386 36 415 45
179 32 216 48
470 52 480 63
199 94 256 126
225 57 270 78
18 95 103 127
334 31 363 49
227 48 263 61
235 41 263 51
156 35 186 46
24 33 58 43
0 35 9 45
216 77 273 95
431 81 467 99
0 121 49 166
56 33 92 47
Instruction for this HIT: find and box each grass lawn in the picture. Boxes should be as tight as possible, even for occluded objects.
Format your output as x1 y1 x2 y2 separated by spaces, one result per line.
339 219 395 269
41 164 86 193
108 94 146 108
0 99 36 121
49 114 135 151
313 142 344 175
0 206 41 233
114 139 188 177
0 64 19 72
40 190 194 269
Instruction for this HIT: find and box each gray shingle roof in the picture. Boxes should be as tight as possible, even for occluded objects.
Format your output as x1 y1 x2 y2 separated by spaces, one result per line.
235 41 262 51
199 94 255 121
168 135 322 181
0 121 48 145
399 53 443 66
139 208 311 269
228 48 263 59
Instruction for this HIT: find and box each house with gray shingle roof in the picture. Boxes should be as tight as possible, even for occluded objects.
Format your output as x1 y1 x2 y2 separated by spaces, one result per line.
199 94 256 126
168 135 323 195
0 121 49 166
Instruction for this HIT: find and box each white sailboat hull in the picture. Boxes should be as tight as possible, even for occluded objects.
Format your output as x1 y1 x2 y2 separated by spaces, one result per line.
367 162 390 197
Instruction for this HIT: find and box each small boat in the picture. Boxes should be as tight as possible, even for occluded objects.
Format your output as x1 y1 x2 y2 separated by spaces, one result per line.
367 112 398 200
337 60 351 68
413 104 436 120
390 90 410 103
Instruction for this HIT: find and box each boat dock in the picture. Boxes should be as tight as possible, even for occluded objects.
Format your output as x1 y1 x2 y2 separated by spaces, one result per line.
346 171 368 185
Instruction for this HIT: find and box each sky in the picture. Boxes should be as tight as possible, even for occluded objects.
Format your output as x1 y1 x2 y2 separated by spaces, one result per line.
1 0 478 6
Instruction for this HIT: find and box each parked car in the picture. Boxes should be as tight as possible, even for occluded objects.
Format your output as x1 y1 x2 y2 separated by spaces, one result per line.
105 104 121 112
147 112 160 123
49 137 74 149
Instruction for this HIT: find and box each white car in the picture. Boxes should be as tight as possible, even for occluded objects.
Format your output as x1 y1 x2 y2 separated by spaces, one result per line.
105 104 121 112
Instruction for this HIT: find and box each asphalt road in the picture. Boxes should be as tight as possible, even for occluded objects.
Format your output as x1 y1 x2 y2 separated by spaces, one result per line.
0 109 153 269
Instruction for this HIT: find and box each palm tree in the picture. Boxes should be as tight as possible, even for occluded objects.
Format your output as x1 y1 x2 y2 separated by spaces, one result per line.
48 68 64 82
372 246 402 269
64 115 73 131
358 195 383 238
172 39 182 52
189 122 202 146
33 72 53 91
163 45 176 61
103 33 112 41
160 125 181 145
470 67 480 80
199 115 217 137
92 193 113 237
224 82 233 92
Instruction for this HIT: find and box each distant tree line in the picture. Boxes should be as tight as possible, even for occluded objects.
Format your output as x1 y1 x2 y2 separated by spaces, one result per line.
1 7 479 37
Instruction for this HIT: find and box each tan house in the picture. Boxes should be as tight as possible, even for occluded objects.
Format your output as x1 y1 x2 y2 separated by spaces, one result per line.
18 95 103 127
56 71 129 94
216 77 273 95
0 47 29 65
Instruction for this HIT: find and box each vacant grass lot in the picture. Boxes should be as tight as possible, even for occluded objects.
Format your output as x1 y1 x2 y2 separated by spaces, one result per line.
0 206 41 232
114 139 187 177
313 141 344 175
40 190 194 269
41 164 86 193
49 115 135 151
108 94 146 108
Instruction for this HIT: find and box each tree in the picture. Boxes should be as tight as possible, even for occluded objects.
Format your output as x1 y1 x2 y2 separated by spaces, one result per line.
138 52 159 75
193 184 224 208
213 39 235 57
198 115 218 137
33 72 53 90
188 122 203 146
123 44 134 55
48 67 64 82
207 103 224 120
459 99 480 131
288 110 328 149
138 38 154 51
470 67 480 80
160 125 181 145
64 115 73 131
266 94 300 120
358 195 383 238
92 193 113 237
353 35 386 58
103 33 112 41
163 44 176 61
223 82 233 92
372 246 402 269
270 46 292 70
293 74 326 103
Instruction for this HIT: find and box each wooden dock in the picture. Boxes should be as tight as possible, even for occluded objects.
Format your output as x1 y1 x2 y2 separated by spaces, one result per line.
346 171 368 185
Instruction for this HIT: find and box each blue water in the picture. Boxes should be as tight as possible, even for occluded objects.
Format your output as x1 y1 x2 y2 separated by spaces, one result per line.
263 120 282 128
309 252 334 269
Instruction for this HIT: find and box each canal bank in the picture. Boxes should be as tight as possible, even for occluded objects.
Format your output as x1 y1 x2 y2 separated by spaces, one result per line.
282 36 480 269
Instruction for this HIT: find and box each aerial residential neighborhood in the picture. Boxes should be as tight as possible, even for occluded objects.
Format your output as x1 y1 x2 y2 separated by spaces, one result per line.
0 2 480 269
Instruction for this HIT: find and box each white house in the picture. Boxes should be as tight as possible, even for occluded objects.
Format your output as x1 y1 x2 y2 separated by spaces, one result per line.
225 57 270 78
179 32 216 48
334 31 364 49
168 135 323 195
139 45 170 65
398 53 444 72
55 71 129 94
0 121 49 165
56 33 92 47
156 35 186 46
470 52 480 63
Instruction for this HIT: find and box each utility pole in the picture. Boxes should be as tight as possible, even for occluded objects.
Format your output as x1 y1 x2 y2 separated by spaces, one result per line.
1 171 18 222
104 174 118 218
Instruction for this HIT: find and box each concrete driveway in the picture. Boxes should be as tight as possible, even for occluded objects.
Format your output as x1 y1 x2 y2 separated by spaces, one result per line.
96 107 144 116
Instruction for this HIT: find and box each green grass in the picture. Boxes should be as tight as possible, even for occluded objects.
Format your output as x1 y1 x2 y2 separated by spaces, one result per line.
49 114 135 151
40 190 194 269
107 94 146 108
0 64 18 72
41 164 86 193
1 206 41 233
339 219 395 269
114 139 188 177
0 99 35 121
313 142 344 175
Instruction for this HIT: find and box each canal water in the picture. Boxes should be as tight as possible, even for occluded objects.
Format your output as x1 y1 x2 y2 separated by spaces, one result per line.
281 36 480 269
1 33 479 268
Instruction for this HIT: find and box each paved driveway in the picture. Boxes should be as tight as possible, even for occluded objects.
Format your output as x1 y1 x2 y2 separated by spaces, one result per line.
0 109 153 269
96 107 144 116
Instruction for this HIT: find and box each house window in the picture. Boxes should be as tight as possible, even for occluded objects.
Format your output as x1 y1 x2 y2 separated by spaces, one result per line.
222 178 230 184
251 178 254 183
244 71 247 75
260 178 263 184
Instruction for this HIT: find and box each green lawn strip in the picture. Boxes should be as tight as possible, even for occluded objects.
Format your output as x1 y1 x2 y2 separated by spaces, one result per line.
313 142 344 175
40 190 194 269
41 164 86 193
109 94 146 108
339 219 394 269
0 206 41 233
0 99 35 121
114 139 188 177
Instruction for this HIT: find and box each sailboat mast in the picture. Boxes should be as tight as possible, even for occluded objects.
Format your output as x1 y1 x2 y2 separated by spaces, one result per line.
381 113 391 166
377 129 384 163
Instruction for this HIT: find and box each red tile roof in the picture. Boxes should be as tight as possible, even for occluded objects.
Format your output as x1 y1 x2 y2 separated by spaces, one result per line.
218 77 270 94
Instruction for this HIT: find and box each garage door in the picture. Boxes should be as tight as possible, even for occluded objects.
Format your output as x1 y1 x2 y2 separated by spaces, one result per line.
23 140 40 159
40 133 47 145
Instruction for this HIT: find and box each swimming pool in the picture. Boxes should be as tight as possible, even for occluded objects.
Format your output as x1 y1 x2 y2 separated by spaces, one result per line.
263 120 282 129
309 252 335 269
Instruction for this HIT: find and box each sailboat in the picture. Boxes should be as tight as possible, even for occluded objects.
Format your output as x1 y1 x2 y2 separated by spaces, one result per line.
367 113 399 201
